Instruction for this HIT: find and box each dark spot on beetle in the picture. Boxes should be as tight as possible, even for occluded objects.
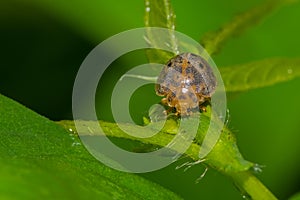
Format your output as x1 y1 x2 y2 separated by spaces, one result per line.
187 107 192 113
185 66 192 74
174 65 182 73
193 73 203 84
199 63 204 69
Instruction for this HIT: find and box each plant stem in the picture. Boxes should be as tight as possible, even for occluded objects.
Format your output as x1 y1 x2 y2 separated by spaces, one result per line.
229 171 278 200
57 119 278 199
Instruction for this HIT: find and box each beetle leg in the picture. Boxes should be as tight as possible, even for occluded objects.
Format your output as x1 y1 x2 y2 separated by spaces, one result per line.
198 97 212 113
161 97 168 106
199 105 207 112
161 97 174 115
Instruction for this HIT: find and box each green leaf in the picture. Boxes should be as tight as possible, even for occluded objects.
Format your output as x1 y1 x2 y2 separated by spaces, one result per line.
144 0 175 29
201 0 295 55
289 192 300 200
0 94 182 200
144 0 177 64
220 57 300 92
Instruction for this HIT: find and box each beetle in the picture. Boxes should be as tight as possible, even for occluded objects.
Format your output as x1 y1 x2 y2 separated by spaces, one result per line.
155 52 217 116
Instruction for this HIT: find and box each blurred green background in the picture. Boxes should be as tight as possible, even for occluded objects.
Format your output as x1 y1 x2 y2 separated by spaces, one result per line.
1 0 300 199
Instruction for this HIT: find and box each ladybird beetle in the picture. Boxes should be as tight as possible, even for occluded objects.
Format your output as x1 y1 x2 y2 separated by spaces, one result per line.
155 53 217 116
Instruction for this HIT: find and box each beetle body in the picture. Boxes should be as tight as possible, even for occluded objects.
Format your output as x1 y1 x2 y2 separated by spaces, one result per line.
155 53 216 116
